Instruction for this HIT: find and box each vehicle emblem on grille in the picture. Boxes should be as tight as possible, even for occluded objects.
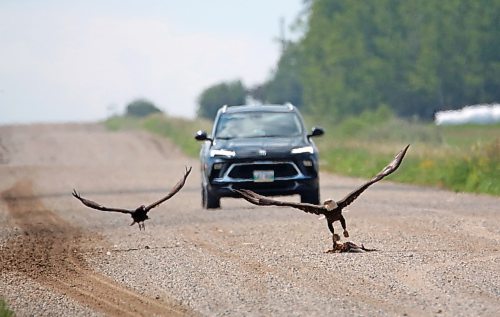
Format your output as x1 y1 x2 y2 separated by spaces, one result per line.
258 149 267 156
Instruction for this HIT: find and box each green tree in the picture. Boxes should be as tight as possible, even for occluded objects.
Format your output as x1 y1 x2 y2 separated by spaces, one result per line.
196 80 246 120
125 98 162 117
295 0 500 120
250 42 303 107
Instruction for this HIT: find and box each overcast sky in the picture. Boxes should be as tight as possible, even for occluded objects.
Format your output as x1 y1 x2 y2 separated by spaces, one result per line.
0 0 304 125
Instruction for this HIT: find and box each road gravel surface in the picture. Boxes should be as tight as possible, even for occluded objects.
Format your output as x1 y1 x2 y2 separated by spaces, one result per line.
0 123 498 316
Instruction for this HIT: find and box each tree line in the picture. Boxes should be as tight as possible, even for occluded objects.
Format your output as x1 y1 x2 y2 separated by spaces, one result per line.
197 0 500 121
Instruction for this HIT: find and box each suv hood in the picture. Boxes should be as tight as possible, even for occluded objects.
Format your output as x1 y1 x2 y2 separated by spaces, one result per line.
213 137 309 158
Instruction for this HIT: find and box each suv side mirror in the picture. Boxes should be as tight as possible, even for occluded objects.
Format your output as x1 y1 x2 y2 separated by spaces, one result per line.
307 127 324 138
195 130 213 142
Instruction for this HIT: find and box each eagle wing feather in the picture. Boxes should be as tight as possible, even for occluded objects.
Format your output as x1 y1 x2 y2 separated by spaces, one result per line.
72 189 132 214
144 166 192 211
235 189 326 215
336 144 410 209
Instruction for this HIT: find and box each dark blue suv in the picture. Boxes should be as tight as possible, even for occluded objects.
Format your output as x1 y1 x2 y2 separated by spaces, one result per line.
195 104 324 208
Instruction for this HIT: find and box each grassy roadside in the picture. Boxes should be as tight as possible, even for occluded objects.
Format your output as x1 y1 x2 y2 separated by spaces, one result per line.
0 299 14 317
104 112 499 196
311 108 499 195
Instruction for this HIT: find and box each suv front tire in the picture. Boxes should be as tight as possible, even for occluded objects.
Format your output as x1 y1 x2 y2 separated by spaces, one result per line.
202 185 220 209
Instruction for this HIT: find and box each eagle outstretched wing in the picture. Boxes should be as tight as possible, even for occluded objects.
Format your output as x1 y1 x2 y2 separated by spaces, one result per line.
72 189 132 214
144 166 192 211
336 144 410 209
234 189 327 215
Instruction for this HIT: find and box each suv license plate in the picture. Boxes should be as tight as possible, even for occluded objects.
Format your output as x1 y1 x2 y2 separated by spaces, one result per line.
253 170 274 182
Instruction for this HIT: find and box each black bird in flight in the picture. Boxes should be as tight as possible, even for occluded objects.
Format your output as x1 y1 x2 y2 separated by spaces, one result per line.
73 166 192 230
235 145 409 251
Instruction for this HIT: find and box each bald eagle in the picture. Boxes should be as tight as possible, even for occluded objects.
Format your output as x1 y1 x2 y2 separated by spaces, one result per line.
235 145 409 251
73 166 192 230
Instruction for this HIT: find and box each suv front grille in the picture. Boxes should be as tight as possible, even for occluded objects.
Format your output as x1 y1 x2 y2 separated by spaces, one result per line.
211 161 305 183
231 180 297 191
228 163 297 179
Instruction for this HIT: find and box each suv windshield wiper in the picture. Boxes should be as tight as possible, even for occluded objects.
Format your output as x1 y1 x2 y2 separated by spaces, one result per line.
216 133 299 139
259 134 288 138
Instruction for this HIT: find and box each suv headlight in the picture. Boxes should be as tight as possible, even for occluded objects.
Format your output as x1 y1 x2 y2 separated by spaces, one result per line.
210 149 236 157
291 146 314 154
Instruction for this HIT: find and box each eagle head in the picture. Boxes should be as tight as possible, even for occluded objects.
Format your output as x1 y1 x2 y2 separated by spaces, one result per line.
323 199 338 211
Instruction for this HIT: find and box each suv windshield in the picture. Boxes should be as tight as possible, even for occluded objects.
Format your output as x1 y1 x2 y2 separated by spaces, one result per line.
215 112 303 139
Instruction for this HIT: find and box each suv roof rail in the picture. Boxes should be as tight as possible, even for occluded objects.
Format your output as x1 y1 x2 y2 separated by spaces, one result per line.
284 102 295 110
221 105 228 113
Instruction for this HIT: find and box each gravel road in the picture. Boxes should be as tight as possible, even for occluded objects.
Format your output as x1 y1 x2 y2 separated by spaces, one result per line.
0 123 498 317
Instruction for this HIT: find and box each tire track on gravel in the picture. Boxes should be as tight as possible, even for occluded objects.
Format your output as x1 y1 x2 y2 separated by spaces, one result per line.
0 180 194 317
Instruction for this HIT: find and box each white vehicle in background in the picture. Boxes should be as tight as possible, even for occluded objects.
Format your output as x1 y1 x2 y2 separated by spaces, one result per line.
435 104 500 125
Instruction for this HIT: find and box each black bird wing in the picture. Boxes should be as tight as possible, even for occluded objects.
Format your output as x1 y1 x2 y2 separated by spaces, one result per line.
234 189 327 215
72 189 132 214
336 144 410 209
144 166 192 211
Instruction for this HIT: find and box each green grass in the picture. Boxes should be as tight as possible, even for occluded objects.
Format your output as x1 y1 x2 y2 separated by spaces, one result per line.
105 111 500 196
0 299 14 317
312 107 500 195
